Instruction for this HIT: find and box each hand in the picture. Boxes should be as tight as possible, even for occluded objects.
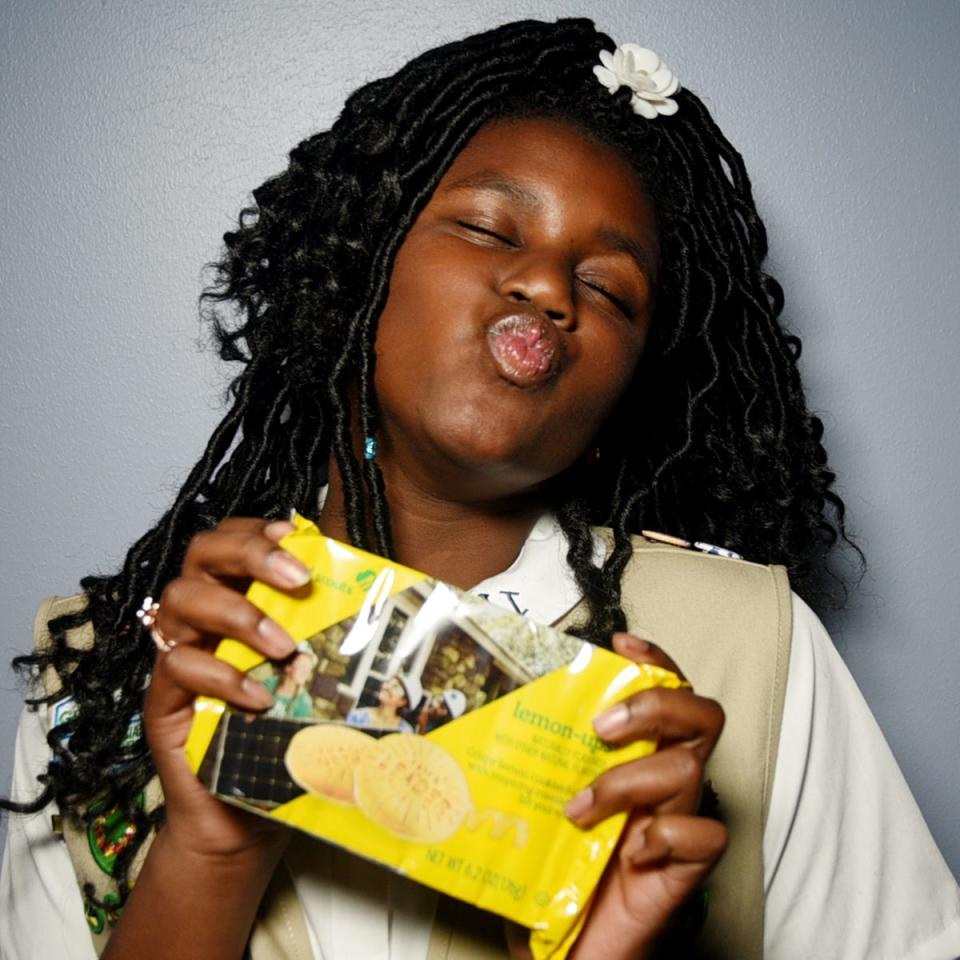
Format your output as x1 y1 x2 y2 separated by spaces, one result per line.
105 518 313 959
142 517 311 862
563 633 726 959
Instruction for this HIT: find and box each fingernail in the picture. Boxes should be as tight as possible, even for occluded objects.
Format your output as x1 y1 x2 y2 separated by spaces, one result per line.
266 550 311 588
264 520 296 542
242 676 275 708
564 787 594 822
257 617 296 658
593 703 629 739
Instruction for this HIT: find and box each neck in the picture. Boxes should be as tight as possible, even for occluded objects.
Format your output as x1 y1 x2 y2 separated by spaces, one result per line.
318 460 544 589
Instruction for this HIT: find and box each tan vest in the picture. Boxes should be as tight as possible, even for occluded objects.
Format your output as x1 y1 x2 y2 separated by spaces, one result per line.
36 533 791 959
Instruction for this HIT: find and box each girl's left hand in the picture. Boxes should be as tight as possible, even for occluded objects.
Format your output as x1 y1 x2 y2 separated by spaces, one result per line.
561 633 726 959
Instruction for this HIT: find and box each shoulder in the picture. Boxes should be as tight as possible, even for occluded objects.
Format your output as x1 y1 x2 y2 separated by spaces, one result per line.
31 594 95 701
32 593 93 651
596 528 792 643
617 528 785 586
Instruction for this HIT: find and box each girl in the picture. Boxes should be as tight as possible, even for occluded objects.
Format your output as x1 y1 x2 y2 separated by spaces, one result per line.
346 675 421 733
3 17 958 960
263 645 319 721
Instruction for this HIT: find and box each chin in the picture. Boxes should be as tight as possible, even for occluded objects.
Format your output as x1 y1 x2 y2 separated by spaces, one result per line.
435 436 572 502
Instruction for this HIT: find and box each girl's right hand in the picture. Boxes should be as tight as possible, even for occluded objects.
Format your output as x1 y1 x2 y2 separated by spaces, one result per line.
141 517 311 860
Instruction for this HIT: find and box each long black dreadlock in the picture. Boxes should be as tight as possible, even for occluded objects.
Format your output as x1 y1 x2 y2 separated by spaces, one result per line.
3 18 856 902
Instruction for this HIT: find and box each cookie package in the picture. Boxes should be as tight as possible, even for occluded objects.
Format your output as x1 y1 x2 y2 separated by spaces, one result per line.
184 514 685 958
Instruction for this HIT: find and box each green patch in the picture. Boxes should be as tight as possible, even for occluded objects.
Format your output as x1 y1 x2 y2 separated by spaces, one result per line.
85 792 145 876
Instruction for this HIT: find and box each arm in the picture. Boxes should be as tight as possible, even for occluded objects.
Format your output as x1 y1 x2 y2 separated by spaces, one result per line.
101 830 285 960
762 595 960 958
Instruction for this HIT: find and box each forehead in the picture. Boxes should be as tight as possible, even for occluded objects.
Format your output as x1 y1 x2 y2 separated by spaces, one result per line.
432 116 657 257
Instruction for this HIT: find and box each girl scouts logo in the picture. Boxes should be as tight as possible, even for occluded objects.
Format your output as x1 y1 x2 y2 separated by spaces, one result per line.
85 791 144 876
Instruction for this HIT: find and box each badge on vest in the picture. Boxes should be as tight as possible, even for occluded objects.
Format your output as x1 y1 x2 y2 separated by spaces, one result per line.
50 696 144 752
641 530 743 560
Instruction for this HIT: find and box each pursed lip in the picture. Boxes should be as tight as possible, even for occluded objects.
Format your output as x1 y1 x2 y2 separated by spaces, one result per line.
485 312 563 387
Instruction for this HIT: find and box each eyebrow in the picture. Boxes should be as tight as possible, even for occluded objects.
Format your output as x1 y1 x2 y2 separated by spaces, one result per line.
598 227 659 280
442 172 542 210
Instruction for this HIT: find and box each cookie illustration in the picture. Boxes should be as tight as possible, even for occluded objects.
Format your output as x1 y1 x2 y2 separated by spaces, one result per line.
354 733 472 842
284 724 376 805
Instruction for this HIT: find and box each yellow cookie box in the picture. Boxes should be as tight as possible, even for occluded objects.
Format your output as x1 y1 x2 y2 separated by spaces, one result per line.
185 516 685 958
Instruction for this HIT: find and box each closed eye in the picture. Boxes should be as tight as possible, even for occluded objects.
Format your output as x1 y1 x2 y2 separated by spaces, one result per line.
456 220 517 246
579 278 632 317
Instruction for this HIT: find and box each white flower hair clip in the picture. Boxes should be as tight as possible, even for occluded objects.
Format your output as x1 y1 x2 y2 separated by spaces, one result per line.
593 44 680 119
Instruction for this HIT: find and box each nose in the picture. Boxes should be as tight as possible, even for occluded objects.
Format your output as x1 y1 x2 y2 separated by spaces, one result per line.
498 251 575 328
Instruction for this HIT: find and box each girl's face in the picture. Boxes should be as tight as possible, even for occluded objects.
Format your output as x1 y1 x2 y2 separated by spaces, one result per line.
373 117 658 503
378 677 407 709
286 652 314 685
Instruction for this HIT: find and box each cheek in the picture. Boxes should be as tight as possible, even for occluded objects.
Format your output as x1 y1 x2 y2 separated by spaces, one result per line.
378 240 479 332
546 340 642 463
578 332 644 418
374 252 482 386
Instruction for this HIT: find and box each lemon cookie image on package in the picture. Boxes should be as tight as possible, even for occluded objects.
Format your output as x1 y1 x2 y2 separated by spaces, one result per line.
284 724 375 806
185 515 686 958
354 733 473 843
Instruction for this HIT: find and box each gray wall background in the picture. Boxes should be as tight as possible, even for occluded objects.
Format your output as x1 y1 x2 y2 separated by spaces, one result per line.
2 0 957 881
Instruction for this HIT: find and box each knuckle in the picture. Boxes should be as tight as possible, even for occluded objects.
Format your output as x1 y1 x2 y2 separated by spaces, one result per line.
588 770 622 809
160 577 190 611
625 685 656 717
188 529 215 554
644 639 671 666
240 530 271 566
633 687 667 733
711 700 727 736
231 600 263 637
712 820 729 853
702 696 725 737
596 758 649 809
671 746 702 782
710 698 726 731
698 818 729 861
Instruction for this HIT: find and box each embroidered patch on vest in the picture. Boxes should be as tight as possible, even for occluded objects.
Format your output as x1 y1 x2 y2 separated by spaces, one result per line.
86 791 145 876
51 695 144 750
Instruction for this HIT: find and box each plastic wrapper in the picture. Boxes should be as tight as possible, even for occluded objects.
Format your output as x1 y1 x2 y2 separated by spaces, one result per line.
185 515 685 957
